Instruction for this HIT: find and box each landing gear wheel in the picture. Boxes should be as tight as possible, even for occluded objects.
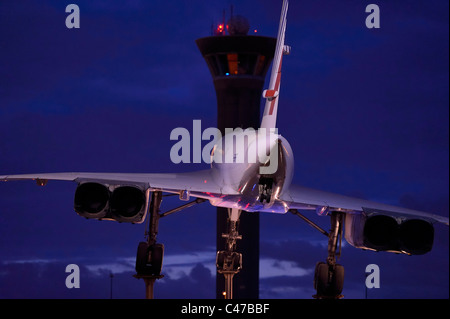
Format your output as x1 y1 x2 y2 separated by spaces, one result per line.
314 262 328 294
331 264 344 296
135 241 164 276
216 251 242 272
150 243 164 275
136 241 150 274
216 251 225 269
232 252 241 271
314 262 344 298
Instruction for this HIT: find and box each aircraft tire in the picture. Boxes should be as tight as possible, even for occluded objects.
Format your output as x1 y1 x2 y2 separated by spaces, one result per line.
314 262 329 295
150 243 164 275
136 241 151 274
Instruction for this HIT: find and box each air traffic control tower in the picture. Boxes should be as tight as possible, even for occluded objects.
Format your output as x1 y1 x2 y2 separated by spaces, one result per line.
196 15 276 299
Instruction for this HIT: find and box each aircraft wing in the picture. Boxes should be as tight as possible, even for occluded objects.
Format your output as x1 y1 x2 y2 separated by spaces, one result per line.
282 183 449 225
0 170 235 199
2 172 447 225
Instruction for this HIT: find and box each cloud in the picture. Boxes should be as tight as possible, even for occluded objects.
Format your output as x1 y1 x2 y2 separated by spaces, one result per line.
260 258 313 279
0 256 215 298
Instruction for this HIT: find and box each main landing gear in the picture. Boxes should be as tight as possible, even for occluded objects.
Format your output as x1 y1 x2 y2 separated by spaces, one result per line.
134 191 206 298
291 209 345 299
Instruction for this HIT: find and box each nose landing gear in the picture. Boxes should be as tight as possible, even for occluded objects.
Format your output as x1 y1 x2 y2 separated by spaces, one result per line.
216 208 243 299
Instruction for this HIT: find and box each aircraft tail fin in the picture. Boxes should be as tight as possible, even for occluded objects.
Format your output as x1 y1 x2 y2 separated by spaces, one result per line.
260 0 290 130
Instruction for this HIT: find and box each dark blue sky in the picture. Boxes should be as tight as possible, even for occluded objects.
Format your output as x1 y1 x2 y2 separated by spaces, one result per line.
0 0 448 299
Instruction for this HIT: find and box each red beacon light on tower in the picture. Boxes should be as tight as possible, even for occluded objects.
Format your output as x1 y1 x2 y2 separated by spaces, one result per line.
212 10 250 37
217 23 225 34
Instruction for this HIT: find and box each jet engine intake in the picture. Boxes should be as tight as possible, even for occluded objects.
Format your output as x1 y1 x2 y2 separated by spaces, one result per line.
74 182 109 218
110 186 147 222
74 182 149 223
398 219 434 255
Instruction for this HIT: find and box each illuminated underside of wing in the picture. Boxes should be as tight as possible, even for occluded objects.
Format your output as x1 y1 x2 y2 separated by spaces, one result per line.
282 183 448 255
0 170 237 224
283 183 449 225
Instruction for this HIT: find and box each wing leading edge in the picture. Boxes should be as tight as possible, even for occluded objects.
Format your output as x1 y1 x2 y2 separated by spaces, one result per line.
0 170 235 200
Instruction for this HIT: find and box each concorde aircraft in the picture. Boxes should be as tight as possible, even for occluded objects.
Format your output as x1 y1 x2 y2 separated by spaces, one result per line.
1 0 448 298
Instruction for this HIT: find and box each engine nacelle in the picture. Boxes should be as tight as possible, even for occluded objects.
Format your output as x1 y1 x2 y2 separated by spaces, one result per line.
345 213 434 255
74 182 149 223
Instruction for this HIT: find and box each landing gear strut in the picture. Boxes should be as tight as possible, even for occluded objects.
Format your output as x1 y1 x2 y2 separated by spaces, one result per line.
314 211 345 298
133 191 164 299
216 208 243 299
291 209 345 299
134 191 206 298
